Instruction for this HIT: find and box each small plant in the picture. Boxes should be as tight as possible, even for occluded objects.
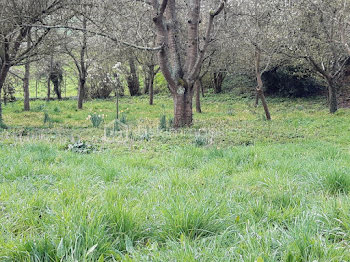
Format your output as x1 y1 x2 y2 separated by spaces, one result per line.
67 140 94 154
43 111 51 124
227 108 235 116
120 113 127 124
194 132 209 147
114 119 121 132
168 117 174 129
87 113 105 128
159 115 167 131
323 171 350 195
0 120 7 130
33 104 46 112
139 127 151 141
53 106 61 113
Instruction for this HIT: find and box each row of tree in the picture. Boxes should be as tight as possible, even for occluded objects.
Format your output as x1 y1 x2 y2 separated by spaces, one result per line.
1 0 350 127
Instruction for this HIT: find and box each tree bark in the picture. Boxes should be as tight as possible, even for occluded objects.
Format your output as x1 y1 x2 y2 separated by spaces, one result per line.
143 68 150 94
127 57 140 96
77 16 87 109
195 79 202 113
149 73 154 105
52 79 62 100
174 88 193 128
0 62 11 122
47 54 53 101
153 0 226 127
0 64 11 122
213 72 225 93
327 78 337 113
23 32 31 111
255 48 271 120
78 77 85 109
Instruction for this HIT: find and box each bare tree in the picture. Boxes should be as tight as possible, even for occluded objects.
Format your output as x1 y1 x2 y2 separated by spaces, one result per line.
150 0 227 127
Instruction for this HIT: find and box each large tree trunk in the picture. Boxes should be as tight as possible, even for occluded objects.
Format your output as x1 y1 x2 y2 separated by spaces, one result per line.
213 72 225 94
173 87 193 128
195 79 202 113
23 32 31 111
327 78 337 113
127 58 140 96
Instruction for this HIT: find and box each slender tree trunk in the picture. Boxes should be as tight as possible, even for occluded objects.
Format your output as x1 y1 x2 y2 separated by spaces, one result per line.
23 32 31 111
77 15 87 109
195 79 202 113
127 57 140 96
149 75 154 105
143 69 150 94
255 92 259 107
23 61 30 110
257 88 271 120
47 54 53 101
78 77 85 109
327 78 337 113
213 72 225 94
255 48 271 120
149 66 155 105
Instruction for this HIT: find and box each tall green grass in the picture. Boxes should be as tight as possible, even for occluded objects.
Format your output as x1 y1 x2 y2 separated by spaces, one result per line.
1 95 350 260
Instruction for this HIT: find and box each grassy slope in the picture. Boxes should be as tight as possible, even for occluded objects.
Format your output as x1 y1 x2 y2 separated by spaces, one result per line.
1 94 350 261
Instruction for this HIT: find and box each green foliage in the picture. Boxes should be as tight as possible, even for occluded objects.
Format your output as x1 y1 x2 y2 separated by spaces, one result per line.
0 119 7 130
53 106 61 113
159 114 167 131
43 111 51 124
120 113 127 124
88 113 105 128
323 170 350 195
194 132 209 147
67 140 94 154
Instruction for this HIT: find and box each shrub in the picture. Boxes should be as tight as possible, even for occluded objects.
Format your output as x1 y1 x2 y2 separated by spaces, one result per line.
87 66 115 99
262 66 325 97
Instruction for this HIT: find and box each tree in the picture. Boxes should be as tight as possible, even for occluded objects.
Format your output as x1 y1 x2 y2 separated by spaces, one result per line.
285 0 349 113
0 0 65 122
150 0 227 127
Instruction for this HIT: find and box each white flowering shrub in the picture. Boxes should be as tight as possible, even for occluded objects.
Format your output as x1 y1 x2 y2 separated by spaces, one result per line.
87 65 115 99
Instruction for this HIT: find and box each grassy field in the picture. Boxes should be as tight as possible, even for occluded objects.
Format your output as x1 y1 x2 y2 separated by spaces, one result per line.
1 94 350 261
